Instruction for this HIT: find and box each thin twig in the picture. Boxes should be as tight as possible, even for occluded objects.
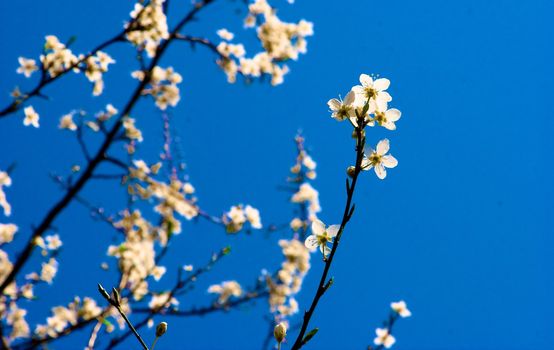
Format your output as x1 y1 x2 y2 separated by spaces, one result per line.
290 113 367 350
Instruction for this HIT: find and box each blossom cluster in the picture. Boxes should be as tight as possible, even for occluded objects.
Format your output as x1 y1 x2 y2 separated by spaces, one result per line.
132 66 182 110
208 280 243 304
17 36 115 96
0 176 65 345
216 0 313 85
267 238 310 320
125 0 169 57
372 301 412 348
289 138 320 230
327 73 401 179
222 204 262 233
0 171 12 216
34 297 103 339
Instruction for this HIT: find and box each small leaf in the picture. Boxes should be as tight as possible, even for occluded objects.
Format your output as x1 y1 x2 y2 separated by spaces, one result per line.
222 246 232 255
302 328 319 345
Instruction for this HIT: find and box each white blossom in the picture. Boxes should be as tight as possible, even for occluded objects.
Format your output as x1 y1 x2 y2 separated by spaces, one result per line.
361 139 398 180
23 106 39 128
374 328 396 348
391 300 411 318
304 219 339 257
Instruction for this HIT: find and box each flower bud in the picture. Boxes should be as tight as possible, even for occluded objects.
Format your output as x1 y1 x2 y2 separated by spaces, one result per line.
156 322 168 337
274 322 287 343
346 166 356 178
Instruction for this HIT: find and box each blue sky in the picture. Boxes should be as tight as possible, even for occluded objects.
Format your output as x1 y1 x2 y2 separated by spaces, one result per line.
0 0 552 349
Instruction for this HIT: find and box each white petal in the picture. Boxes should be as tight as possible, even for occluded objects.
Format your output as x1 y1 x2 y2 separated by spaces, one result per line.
375 164 386 179
384 335 396 348
386 108 401 122
374 78 390 91
383 122 397 131
326 225 340 238
304 235 319 251
376 139 390 155
381 155 398 168
351 85 364 95
359 73 373 87
311 219 325 235
321 245 331 257
344 90 356 105
327 98 341 111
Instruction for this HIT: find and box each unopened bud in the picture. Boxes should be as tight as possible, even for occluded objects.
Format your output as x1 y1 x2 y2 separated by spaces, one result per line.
346 166 356 178
156 322 168 337
274 322 287 343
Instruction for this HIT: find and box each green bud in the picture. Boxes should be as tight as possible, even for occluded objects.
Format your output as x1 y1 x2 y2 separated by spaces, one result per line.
274 322 287 343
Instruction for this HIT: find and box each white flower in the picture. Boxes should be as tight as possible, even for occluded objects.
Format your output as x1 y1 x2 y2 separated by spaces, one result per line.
208 280 243 304
374 106 401 131
391 300 411 318
59 114 77 131
217 28 234 41
352 74 392 110
245 205 262 229
374 328 396 348
17 57 38 78
0 224 17 244
361 139 398 180
304 219 339 257
23 106 39 128
327 90 356 121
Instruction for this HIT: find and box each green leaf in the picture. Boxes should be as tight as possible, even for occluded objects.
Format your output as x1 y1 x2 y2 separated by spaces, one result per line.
302 327 319 345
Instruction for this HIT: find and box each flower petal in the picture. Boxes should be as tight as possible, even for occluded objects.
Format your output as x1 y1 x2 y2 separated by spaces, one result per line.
344 90 356 105
304 235 319 251
359 73 373 87
381 155 398 168
327 98 341 111
311 219 325 235
326 225 340 238
374 78 390 91
386 108 401 122
375 163 386 179
376 139 390 155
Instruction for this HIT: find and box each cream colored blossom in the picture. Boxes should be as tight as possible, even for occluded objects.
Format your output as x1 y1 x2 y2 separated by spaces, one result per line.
328 90 356 122
208 280 243 304
17 57 38 77
217 28 235 41
40 258 58 283
59 113 77 131
0 171 12 216
245 205 262 229
126 0 169 57
374 328 395 348
291 183 320 220
133 66 182 110
149 292 179 309
0 223 17 244
352 74 392 110
374 106 401 131
304 219 339 257
40 35 79 78
23 106 39 128
7 303 30 339
123 117 143 142
391 300 411 318
361 139 398 180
